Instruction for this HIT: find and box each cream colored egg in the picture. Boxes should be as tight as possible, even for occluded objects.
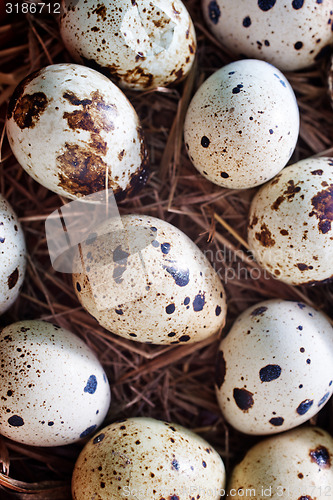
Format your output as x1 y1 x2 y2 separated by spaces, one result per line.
73 214 227 344
60 0 196 90
72 417 226 500
248 157 333 285
0 195 26 314
202 0 333 71
228 426 333 499
215 299 333 435
6 63 148 201
184 59 299 189
0 320 111 446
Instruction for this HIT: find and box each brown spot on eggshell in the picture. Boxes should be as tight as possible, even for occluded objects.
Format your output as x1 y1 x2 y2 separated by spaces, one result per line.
255 223 275 247
57 143 115 197
92 3 107 21
248 214 258 229
271 179 301 210
7 69 42 121
309 185 333 234
13 92 48 129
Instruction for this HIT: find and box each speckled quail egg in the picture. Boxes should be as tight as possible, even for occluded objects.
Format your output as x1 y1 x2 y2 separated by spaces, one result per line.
73 214 227 344
203 0 333 72
248 157 333 285
0 320 111 446
72 417 226 500
184 59 299 189
6 63 148 201
59 0 196 91
0 195 26 315
228 426 333 499
215 299 333 435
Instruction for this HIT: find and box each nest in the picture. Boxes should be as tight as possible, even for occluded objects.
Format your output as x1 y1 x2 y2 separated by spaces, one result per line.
0 2 332 499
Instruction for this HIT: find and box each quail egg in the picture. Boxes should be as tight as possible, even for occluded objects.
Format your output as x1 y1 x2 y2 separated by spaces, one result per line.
228 426 333 499
60 0 196 90
248 157 333 285
0 195 26 315
0 320 111 446
184 59 299 189
73 214 227 344
6 63 148 200
215 299 333 435
203 0 333 71
72 417 226 500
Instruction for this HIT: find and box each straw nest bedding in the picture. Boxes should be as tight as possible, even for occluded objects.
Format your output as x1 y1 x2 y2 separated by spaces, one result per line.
0 2 332 498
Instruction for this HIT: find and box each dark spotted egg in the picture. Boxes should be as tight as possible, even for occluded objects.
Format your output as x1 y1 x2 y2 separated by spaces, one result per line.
59 0 196 90
202 0 333 71
215 299 333 435
184 59 299 189
6 63 148 201
228 426 333 497
248 157 333 285
0 195 26 315
72 214 227 344
72 417 226 500
0 320 111 446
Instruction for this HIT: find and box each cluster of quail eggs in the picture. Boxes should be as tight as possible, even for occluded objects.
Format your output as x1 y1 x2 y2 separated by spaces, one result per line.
1 0 333 498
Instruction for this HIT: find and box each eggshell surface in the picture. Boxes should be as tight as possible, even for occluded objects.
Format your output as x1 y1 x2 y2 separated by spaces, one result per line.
184 59 299 189
72 417 226 500
0 195 26 315
60 0 196 90
202 0 333 71
73 214 227 344
0 320 111 446
248 157 333 285
6 64 148 200
215 299 333 435
228 426 333 499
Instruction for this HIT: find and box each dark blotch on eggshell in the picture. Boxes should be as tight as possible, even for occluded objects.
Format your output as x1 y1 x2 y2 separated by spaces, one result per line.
84 375 97 394
80 424 97 438
309 185 333 235
292 0 304 9
215 350 226 389
269 416 284 426
255 224 275 247
251 306 268 316
208 0 220 24
93 433 105 444
243 16 251 27
201 136 210 148
8 268 19 290
318 392 330 406
233 388 254 411
259 364 282 382
166 303 175 314
296 399 314 415
193 293 205 311
309 445 331 468
8 415 24 427
161 243 171 254
164 266 190 287
258 0 276 11
7 69 43 121
12 92 48 129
